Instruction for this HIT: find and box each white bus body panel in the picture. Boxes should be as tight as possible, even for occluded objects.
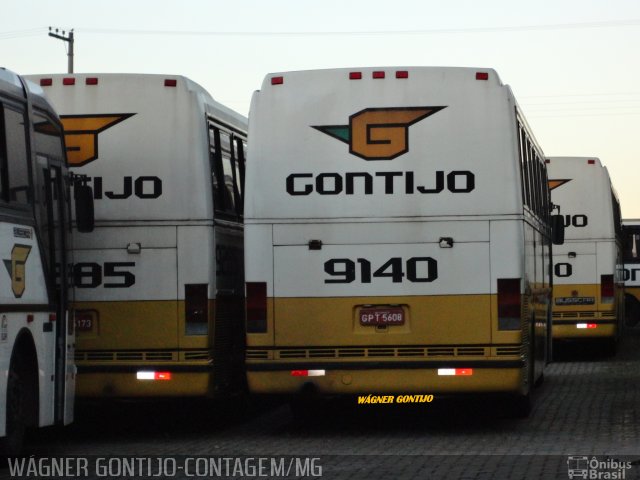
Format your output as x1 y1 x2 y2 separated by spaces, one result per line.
0 222 54 434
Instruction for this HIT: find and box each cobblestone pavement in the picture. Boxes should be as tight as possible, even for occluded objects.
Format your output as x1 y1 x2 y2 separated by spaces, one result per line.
4 327 640 479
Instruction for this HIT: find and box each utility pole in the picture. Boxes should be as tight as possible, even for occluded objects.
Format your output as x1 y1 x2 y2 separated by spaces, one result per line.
48 27 74 73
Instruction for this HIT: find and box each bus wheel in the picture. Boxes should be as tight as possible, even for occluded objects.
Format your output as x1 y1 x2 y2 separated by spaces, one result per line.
625 294 640 327
602 338 617 357
511 323 534 418
0 361 27 456
511 391 532 419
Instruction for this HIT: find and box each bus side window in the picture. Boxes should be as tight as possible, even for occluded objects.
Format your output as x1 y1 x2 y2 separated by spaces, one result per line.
0 104 31 205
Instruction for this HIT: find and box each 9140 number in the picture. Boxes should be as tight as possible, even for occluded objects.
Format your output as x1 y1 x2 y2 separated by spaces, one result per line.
324 257 438 284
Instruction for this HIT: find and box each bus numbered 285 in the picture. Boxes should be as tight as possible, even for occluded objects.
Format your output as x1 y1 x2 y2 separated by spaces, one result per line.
27 73 248 399
244 67 563 417
1 68 92 455
546 157 623 354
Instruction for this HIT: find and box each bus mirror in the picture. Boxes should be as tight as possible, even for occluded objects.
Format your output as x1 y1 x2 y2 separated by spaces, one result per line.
551 214 564 245
75 185 94 233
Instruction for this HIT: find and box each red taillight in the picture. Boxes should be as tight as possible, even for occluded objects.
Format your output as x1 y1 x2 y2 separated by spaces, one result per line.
62 77 75 86
271 76 283 85
476 72 489 81
498 278 521 330
349 72 362 80
246 282 267 333
164 79 177 87
49 313 56 322
601 274 614 303
372 71 385 79
85 77 98 85
290 370 325 377
40 78 53 86
154 372 171 380
395 70 409 79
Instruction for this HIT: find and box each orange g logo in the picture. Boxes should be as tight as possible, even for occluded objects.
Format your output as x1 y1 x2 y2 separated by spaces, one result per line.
313 106 445 160
60 114 135 167
3 244 32 298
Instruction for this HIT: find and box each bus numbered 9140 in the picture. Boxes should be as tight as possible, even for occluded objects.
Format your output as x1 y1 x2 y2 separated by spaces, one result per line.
244 67 564 417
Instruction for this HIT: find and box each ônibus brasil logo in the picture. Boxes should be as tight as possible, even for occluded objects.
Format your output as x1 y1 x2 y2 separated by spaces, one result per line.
313 106 446 161
59 114 135 166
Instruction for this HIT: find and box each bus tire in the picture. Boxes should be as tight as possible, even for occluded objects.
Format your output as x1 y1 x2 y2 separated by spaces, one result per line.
602 337 617 357
625 294 640 327
0 358 27 457
511 321 535 418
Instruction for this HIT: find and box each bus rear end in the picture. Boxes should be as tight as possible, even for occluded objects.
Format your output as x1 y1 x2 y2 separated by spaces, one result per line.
28 73 247 398
547 157 623 350
245 68 550 408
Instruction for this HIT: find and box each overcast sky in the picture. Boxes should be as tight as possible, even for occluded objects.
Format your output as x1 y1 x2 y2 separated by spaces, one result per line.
3 0 640 217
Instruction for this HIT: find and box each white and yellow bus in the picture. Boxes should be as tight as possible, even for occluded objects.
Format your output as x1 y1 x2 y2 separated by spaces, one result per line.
244 67 563 416
621 219 640 326
546 157 623 353
27 73 248 399
1 68 92 454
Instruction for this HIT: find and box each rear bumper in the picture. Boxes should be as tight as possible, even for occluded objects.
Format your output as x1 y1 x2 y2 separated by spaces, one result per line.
552 321 616 339
76 365 212 398
246 360 526 396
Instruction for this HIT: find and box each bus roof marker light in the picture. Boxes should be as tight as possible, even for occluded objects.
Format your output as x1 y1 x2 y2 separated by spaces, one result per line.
40 78 53 87
475 72 489 81
588 159 596 165
349 72 362 80
396 71 409 79
271 76 284 85
62 77 75 86
85 77 98 85
164 79 177 87
372 71 385 79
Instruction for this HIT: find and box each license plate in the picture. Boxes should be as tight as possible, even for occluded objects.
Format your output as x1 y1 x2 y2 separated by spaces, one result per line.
75 313 94 332
359 306 405 326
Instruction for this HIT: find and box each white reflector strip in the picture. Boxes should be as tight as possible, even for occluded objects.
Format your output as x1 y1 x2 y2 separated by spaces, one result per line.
136 371 172 380
307 370 326 377
438 368 473 376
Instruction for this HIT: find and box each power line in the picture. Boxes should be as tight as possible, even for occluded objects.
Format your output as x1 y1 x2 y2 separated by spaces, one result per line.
74 18 640 37
0 27 47 39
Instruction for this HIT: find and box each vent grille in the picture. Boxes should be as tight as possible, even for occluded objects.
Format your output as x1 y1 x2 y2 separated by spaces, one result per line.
496 346 522 356
553 311 613 319
246 350 269 360
270 346 491 360
76 350 192 362
183 350 210 361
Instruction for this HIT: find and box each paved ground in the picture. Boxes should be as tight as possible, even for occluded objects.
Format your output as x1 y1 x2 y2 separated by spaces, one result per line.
3 327 640 479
